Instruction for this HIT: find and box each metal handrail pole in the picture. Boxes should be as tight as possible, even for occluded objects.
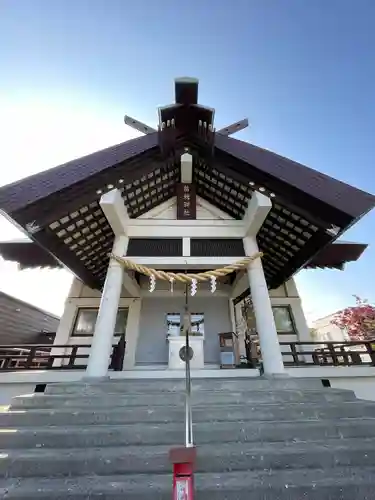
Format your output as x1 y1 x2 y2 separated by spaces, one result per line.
171 281 196 500
184 282 193 448
185 332 194 447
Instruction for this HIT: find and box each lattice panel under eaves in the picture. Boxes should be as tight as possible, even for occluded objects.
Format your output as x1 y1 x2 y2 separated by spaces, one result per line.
257 203 319 283
120 165 179 218
49 201 114 281
193 164 252 219
47 164 180 283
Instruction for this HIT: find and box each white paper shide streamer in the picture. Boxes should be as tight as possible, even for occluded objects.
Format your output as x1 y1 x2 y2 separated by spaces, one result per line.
149 275 156 293
190 278 197 296
210 276 217 294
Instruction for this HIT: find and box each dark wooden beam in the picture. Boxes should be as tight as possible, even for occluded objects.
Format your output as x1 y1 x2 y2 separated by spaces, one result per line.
33 228 101 290
13 151 168 229
268 230 333 290
210 157 343 232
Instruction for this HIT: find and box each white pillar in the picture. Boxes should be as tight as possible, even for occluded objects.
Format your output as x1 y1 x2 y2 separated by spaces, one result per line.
243 236 285 375
180 153 193 183
85 235 128 378
182 237 190 257
228 298 240 365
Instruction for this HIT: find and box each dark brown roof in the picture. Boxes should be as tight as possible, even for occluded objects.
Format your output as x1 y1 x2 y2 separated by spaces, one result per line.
215 134 375 223
306 242 367 270
0 78 374 290
0 133 159 214
0 240 59 269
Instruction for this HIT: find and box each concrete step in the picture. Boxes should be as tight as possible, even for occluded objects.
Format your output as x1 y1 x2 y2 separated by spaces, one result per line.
2 401 374 427
10 389 355 410
45 377 325 395
2 468 375 499
2 439 375 478
3 419 375 449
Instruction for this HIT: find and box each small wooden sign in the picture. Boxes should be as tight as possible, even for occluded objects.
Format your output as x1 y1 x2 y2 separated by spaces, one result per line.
176 183 196 220
218 332 236 368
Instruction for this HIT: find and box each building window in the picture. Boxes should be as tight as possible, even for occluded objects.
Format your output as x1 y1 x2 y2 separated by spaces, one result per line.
191 313 205 336
272 306 296 334
166 313 181 336
72 308 128 337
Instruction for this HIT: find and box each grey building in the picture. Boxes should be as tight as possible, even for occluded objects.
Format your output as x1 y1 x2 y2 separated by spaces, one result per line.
0 291 59 345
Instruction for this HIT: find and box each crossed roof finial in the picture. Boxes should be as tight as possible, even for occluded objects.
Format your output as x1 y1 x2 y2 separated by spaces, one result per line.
124 77 249 137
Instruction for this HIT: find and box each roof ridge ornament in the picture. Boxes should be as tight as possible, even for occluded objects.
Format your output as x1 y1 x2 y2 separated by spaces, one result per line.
123 115 157 135
217 118 250 136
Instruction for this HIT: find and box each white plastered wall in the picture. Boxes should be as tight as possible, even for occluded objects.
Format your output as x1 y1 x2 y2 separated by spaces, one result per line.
52 192 311 370
52 278 142 369
53 193 241 372
271 278 311 363
231 275 310 362
54 271 310 370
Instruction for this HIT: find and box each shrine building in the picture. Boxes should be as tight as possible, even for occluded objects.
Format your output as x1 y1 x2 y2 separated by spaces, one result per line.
0 77 374 378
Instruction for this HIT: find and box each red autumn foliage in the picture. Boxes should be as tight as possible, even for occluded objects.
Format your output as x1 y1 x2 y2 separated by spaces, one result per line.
331 296 375 341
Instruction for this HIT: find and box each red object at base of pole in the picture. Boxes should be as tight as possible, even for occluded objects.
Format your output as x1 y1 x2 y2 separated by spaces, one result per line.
170 446 197 500
173 462 194 500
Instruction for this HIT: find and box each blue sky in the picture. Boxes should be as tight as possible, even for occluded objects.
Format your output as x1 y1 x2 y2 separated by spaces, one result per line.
0 0 374 319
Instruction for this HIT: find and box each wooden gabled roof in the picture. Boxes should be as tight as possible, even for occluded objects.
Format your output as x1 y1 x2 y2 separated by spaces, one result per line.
0 78 374 290
304 241 368 270
0 133 160 215
0 240 59 269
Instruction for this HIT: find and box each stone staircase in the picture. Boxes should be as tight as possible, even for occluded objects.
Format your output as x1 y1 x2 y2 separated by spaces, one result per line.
1 377 375 498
